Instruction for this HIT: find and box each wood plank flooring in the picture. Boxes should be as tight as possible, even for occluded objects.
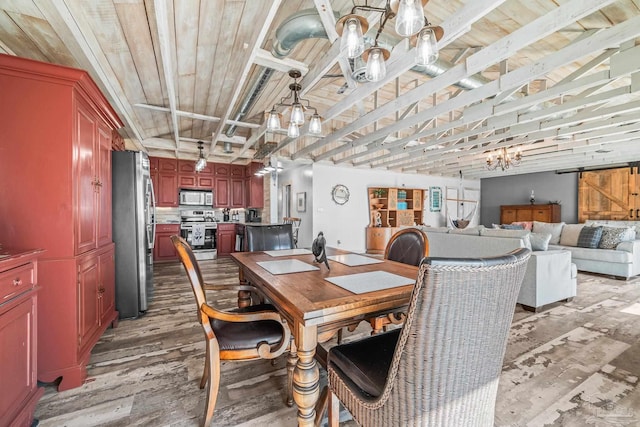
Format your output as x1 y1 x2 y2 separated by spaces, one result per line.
33 258 640 426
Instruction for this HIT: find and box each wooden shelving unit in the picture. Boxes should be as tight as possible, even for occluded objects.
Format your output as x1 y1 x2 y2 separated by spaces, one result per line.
366 187 424 253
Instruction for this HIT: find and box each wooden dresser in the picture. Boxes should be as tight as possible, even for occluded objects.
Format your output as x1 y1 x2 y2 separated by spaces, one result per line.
0 249 44 427
500 204 561 224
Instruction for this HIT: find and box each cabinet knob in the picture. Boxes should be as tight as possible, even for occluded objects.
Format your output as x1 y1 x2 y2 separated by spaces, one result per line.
98 287 105 293
13 278 22 286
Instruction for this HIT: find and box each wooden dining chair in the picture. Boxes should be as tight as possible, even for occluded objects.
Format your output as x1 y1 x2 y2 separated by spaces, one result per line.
170 236 291 426
326 248 531 427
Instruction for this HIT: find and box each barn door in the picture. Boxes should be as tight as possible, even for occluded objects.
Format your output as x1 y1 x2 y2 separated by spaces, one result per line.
578 168 640 222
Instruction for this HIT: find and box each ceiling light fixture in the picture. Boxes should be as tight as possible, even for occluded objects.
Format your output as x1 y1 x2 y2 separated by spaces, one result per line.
195 141 207 172
335 0 444 82
266 69 322 138
486 147 522 171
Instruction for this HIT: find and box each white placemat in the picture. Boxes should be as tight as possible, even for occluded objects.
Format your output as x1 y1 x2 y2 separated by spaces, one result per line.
264 248 313 257
327 253 383 266
257 259 319 275
325 271 414 294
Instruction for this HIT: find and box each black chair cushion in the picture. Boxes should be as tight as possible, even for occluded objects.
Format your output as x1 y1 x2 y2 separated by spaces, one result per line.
245 224 294 252
211 304 284 351
328 328 400 397
387 233 425 266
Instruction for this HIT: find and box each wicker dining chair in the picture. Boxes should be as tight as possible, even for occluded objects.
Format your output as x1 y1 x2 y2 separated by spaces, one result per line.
171 236 291 426
327 248 531 427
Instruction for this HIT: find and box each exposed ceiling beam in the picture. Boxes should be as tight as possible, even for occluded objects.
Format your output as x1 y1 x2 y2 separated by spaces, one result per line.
134 103 260 128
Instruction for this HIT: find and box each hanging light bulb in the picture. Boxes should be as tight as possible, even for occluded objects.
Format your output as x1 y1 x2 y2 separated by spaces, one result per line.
338 15 367 59
415 27 439 65
290 103 305 125
309 113 322 135
266 107 281 131
364 47 388 82
395 0 425 37
287 121 300 138
194 141 207 172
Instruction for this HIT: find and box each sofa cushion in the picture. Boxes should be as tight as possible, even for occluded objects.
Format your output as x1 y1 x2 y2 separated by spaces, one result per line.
481 228 530 239
560 246 632 263
559 223 584 247
577 226 604 249
530 232 552 251
598 226 635 249
533 221 565 244
449 225 484 235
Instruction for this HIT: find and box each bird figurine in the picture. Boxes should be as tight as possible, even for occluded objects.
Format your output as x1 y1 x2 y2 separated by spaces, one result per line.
312 231 329 269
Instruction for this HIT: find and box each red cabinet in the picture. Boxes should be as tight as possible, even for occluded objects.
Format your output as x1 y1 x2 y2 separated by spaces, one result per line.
0 250 44 427
178 159 213 189
154 158 179 207
246 162 264 208
216 223 237 256
214 163 246 208
0 55 121 391
154 224 180 262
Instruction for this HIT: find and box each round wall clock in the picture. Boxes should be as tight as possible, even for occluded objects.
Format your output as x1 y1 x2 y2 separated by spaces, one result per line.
331 184 350 205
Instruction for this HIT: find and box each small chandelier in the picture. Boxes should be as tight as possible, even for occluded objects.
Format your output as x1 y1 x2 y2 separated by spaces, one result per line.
195 141 206 172
266 69 322 138
335 0 444 82
486 147 522 171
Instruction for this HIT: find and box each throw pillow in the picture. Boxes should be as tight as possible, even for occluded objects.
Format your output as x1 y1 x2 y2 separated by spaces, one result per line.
598 226 634 249
530 232 552 251
532 221 565 245
511 221 533 231
559 223 585 247
577 226 604 249
501 224 524 230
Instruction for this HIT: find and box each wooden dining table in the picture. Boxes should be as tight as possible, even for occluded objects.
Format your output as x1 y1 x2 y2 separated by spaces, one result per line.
230 247 419 427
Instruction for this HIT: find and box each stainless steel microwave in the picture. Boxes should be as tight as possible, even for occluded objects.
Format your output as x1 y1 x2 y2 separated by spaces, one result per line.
179 190 213 206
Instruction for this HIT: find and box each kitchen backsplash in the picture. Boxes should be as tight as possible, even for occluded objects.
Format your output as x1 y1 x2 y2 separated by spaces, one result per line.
154 207 247 224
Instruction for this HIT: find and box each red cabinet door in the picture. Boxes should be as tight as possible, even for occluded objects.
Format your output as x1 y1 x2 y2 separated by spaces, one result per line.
231 178 245 208
77 255 100 355
158 172 178 207
154 225 179 262
98 247 115 323
75 101 98 255
97 124 112 248
215 176 230 207
178 174 197 188
216 226 236 256
0 295 38 425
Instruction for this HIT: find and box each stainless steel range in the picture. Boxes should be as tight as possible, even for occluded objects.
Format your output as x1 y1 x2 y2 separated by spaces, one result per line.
180 209 217 260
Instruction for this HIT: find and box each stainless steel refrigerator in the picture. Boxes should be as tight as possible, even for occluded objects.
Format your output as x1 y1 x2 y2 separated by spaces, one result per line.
112 150 156 319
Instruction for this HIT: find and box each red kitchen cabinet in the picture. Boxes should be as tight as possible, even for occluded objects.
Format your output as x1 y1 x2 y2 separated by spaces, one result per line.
0 55 121 391
246 162 264 208
178 159 213 189
0 250 44 427
214 163 246 207
154 224 180 262
231 177 245 208
155 158 178 207
216 223 237 256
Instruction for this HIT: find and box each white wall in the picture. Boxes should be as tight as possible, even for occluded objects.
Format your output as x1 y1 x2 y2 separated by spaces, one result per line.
311 164 480 253
277 163 314 248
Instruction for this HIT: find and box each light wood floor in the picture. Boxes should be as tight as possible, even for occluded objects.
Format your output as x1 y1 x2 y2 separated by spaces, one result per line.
34 257 640 426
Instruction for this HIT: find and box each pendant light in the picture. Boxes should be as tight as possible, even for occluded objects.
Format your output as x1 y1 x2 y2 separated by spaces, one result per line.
266 69 323 137
195 141 206 172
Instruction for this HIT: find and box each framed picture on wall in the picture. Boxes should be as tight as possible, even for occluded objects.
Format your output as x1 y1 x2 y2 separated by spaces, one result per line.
429 186 442 212
297 192 306 212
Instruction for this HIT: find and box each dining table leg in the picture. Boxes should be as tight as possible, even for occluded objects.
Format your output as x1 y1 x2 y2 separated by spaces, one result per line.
293 322 319 427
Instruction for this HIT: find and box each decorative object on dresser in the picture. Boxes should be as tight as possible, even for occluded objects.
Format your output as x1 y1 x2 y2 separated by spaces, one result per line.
0 54 122 391
500 204 561 224
0 249 44 426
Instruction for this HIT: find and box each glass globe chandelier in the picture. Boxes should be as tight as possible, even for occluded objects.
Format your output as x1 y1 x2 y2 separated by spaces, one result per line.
265 70 322 138
335 0 444 82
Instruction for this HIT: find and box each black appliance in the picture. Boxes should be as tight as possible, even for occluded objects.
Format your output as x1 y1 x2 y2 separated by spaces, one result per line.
247 208 261 223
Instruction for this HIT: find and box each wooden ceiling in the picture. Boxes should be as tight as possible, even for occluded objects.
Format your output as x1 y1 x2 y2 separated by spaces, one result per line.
2 0 640 178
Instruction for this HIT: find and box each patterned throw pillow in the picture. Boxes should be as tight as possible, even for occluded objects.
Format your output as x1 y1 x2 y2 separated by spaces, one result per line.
502 224 524 230
511 221 533 231
598 227 634 249
577 226 604 249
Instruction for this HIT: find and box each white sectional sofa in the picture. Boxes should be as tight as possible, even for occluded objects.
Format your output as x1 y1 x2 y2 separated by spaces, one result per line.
413 226 577 312
531 220 640 280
